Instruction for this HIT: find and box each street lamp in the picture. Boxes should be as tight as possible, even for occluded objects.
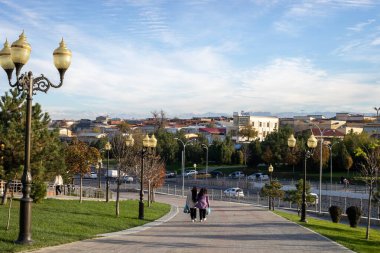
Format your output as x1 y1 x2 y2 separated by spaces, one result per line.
95 159 102 189
268 164 274 210
193 163 197 180
308 122 329 214
137 134 156 219
327 141 339 206
201 144 209 182
288 133 318 222
174 138 195 196
0 32 71 244
104 142 112 202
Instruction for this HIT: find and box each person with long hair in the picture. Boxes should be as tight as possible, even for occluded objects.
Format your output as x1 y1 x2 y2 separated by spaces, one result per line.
195 187 210 222
186 186 198 222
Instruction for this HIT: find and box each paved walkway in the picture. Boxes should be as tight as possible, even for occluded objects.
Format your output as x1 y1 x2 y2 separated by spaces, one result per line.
32 193 353 253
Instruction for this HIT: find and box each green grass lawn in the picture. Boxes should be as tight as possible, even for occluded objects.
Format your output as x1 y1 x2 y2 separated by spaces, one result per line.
0 199 170 253
274 210 380 253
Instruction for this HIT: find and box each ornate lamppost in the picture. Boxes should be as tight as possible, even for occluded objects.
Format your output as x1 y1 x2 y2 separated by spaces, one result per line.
132 134 157 219
104 142 111 202
268 164 274 210
288 134 317 222
0 32 71 244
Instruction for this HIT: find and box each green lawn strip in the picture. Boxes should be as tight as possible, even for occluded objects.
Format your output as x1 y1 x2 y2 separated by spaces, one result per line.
274 210 380 253
0 199 170 253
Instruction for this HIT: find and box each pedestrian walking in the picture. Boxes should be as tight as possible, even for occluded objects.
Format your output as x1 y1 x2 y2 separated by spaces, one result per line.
54 174 63 195
186 186 198 222
195 187 210 222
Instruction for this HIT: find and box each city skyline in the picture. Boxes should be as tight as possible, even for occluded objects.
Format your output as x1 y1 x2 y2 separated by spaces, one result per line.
0 0 380 120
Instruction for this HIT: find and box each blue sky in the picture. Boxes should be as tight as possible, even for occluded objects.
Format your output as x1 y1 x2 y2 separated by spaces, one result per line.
0 0 380 120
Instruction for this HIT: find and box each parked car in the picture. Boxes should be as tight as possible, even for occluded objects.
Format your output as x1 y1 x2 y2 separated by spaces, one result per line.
183 170 198 176
228 171 245 179
247 173 269 181
224 187 244 197
165 171 177 178
121 175 134 182
210 171 224 178
309 193 319 205
196 172 212 179
84 172 97 179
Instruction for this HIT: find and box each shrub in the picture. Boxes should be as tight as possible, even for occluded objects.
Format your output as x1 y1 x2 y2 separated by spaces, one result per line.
30 180 47 203
345 206 362 228
328 205 342 223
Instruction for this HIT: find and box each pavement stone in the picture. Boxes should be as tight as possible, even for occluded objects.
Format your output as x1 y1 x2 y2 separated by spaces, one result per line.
32 193 353 253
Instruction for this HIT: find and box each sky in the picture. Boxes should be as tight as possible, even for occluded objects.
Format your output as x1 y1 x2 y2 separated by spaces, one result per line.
1 0 380 120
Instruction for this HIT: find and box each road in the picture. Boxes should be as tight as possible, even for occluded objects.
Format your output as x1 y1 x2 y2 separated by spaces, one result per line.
32 193 353 253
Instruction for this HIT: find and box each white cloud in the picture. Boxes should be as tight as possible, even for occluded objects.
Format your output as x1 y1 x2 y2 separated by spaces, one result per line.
236 58 380 112
347 19 375 32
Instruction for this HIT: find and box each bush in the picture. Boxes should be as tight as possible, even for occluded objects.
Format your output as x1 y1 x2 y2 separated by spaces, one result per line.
346 206 362 228
328 205 342 223
30 180 47 203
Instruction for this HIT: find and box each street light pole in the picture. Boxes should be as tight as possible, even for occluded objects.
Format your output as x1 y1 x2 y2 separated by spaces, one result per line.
0 32 71 244
308 122 329 214
268 164 273 210
288 134 317 222
327 142 338 206
201 144 209 183
174 138 194 196
139 134 157 220
105 142 111 202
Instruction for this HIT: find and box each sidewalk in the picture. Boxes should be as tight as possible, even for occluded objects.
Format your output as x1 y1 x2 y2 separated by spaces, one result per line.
32 193 353 253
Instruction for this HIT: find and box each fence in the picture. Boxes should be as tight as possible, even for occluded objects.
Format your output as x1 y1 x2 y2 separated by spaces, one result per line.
156 181 380 222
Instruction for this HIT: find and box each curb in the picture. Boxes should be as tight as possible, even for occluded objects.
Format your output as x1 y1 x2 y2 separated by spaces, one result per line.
98 203 179 237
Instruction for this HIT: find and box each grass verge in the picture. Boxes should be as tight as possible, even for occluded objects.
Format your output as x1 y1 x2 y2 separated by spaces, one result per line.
0 199 170 253
274 210 380 253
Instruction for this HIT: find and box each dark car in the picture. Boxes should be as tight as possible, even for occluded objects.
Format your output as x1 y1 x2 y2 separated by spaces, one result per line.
210 171 224 178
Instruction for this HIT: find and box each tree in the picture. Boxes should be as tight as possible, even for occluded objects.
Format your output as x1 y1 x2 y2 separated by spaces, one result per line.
155 128 178 165
261 147 273 165
355 143 380 240
0 89 65 204
247 140 262 167
239 124 258 142
110 132 134 217
260 180 284 210
312 142 330 171
65 138 100 203
144 155 165 204
284 179 315 215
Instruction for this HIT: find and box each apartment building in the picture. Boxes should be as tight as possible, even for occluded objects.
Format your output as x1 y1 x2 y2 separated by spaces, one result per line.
232 111 279 142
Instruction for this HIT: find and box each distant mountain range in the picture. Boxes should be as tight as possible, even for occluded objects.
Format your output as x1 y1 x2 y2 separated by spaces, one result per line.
51 110 374 121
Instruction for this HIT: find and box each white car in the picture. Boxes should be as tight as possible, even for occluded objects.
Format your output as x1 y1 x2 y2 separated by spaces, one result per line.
183 170 198 176
224 187 244 197
122 175 134 182
228 171 245 179
309 193 319 205
84 172 97 179
247 173 269 181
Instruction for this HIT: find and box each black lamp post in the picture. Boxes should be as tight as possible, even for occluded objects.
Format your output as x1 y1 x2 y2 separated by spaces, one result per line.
288 134 317 222
268 164 273 210
138 134 157 219
0 32 71 244
105 142 111 202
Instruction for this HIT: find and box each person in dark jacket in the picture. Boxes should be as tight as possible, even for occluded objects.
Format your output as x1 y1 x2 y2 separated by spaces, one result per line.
186 186 198 222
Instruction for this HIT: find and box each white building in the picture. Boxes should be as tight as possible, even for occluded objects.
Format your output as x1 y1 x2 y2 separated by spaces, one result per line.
232 112 279 142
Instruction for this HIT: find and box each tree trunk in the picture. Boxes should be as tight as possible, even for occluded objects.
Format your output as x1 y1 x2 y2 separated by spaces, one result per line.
80 176 83 203
116 164 120 217
366 183 372 240
1 180 10 205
